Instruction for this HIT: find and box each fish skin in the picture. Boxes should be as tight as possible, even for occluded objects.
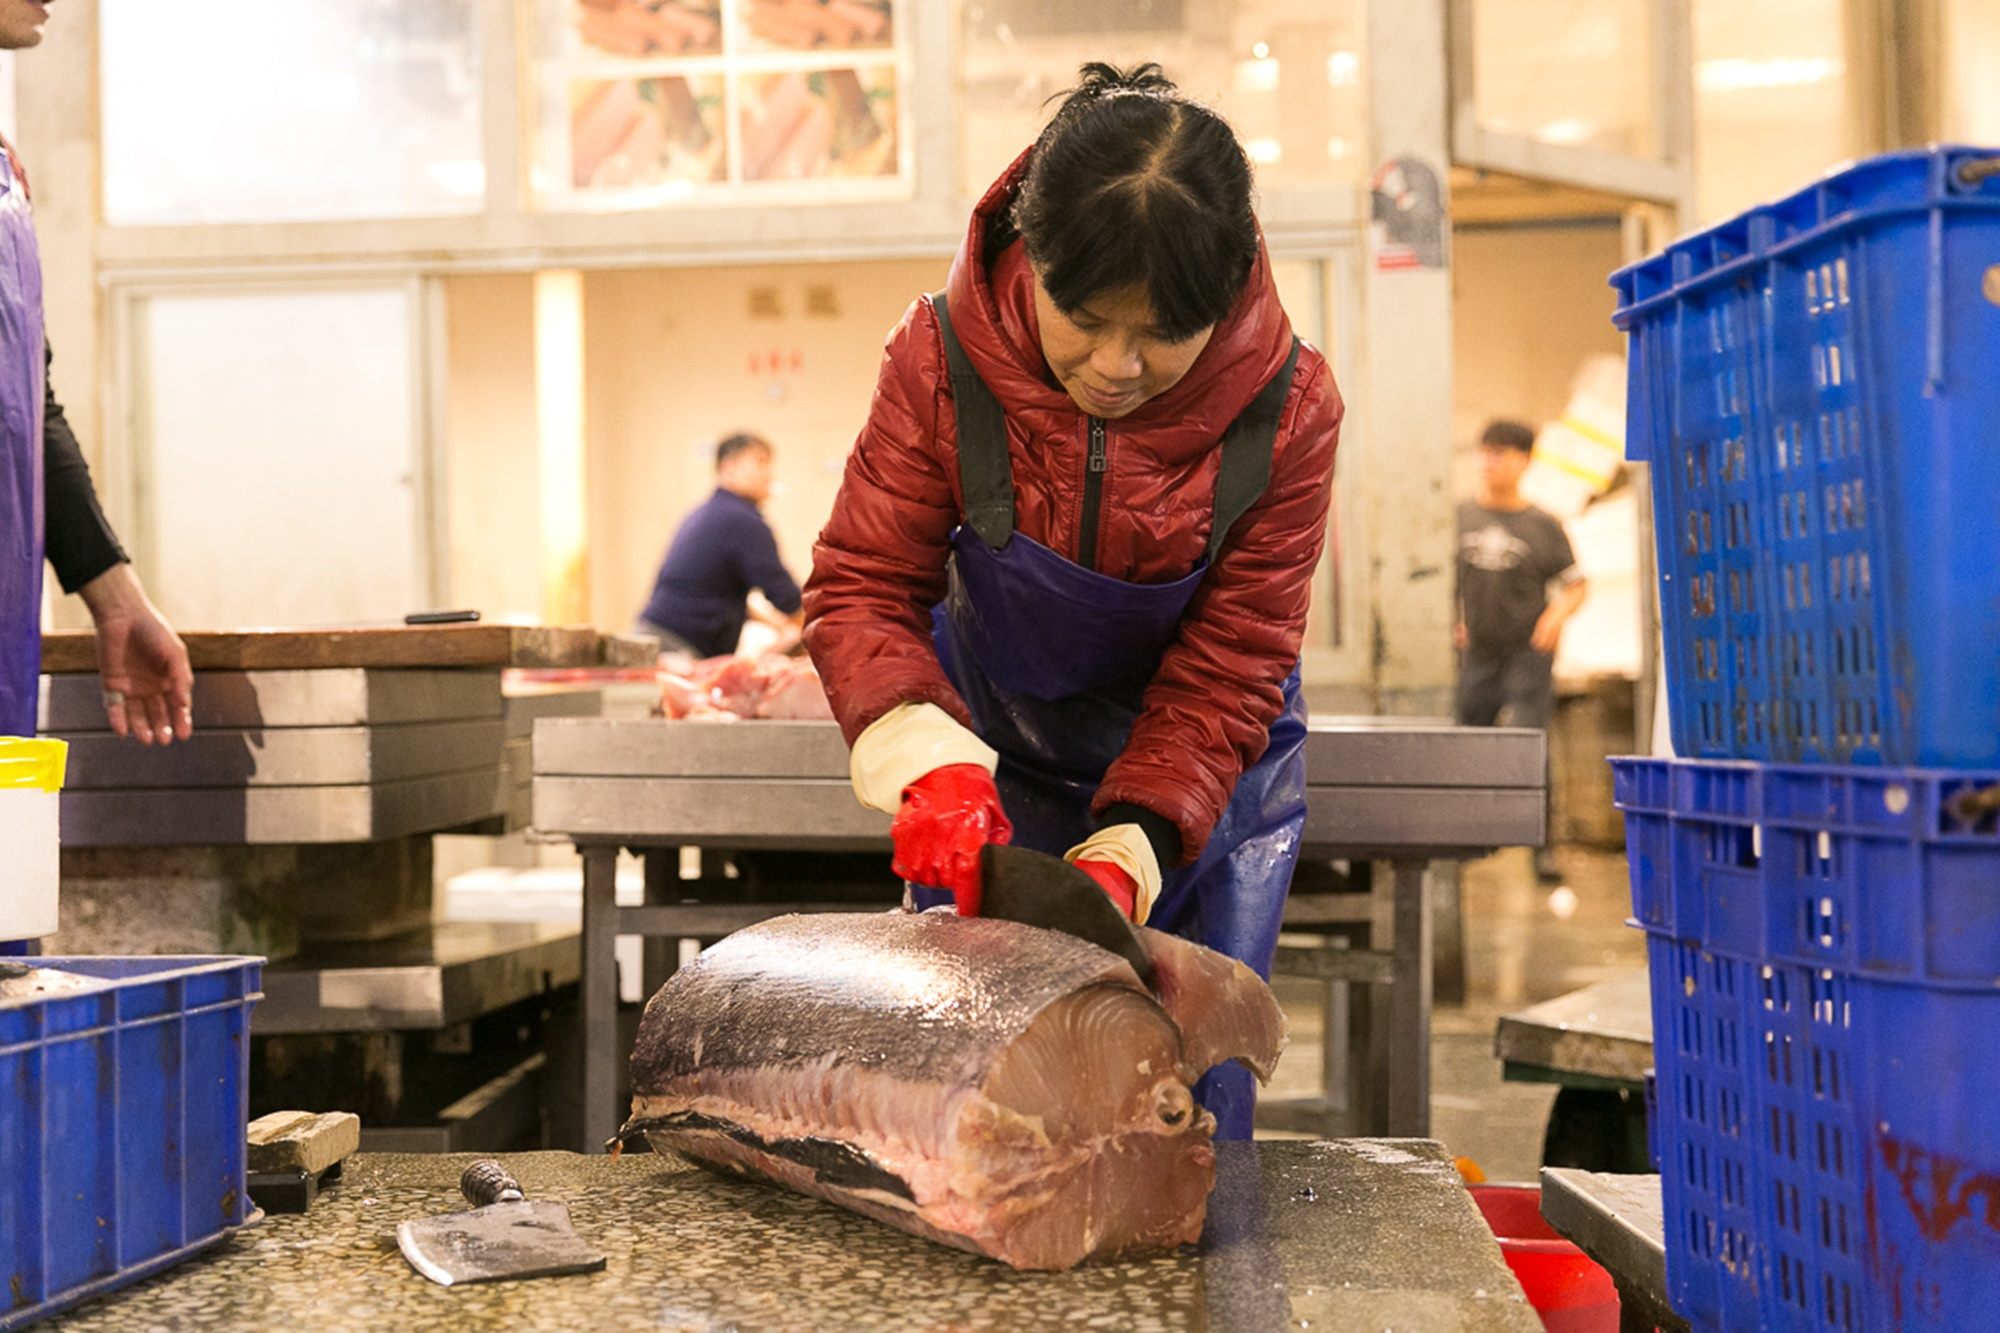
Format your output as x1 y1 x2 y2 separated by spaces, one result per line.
622 911 1285 1269
628 911 1141 1091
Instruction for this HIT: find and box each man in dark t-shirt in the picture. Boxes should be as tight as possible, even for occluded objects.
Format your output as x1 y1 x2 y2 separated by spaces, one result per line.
637 433 803 658
1455 418 1587 881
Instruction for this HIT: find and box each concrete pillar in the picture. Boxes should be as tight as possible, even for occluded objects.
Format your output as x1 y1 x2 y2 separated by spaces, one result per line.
1361 0 1455 716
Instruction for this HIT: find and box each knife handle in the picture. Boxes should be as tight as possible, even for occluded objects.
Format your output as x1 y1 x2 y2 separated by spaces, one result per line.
461 1160 525 1206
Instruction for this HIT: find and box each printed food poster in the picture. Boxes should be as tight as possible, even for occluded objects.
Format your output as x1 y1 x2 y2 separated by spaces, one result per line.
573 0 723 58
570 76 726 189
740 68 897 181
548 0 902 196
740 0 893 53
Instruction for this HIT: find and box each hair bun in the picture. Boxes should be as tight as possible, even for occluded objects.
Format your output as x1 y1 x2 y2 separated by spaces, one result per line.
1071 61 1177 101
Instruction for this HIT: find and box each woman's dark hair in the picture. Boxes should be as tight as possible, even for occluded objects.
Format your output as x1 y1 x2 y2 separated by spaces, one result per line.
1011 63 1257 342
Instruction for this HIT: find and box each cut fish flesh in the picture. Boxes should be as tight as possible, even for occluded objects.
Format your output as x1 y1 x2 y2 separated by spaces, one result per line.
621 911 1284 1269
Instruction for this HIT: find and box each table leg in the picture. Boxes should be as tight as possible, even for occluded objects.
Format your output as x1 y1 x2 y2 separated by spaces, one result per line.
641 848 677 1001
1321 968 1348 1117
1361 861 1392 1135
1433 861 1466 1006
581 844 620 1154
1388 858 1432 1137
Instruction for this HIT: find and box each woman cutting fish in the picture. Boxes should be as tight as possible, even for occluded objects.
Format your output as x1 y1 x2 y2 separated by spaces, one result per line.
803 63 1343 1141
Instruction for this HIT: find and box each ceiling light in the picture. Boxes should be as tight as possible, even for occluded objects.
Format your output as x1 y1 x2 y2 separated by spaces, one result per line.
1537 118 1598 146
1697 57 1840 92
1234 57 1280 94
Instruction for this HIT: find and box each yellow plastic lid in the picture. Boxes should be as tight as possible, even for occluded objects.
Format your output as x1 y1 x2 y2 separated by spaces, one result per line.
0 738 67 792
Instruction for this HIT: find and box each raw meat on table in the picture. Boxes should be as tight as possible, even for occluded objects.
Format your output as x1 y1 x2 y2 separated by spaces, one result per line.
620 911 1286 1269
655 653 832 721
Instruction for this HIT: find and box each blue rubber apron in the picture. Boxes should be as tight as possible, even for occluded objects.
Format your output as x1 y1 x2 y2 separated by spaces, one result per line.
0 136 46 740
914 294 1307 1141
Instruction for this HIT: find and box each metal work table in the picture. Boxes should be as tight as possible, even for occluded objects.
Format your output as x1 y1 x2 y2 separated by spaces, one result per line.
44 664 519 848
533 717 1544 1153
1499 969 1655 1173
58 769 508 846
1540 1169 1688 1333
255 921 582 1035
47 1142 1539 1331
1497 969 1653 1088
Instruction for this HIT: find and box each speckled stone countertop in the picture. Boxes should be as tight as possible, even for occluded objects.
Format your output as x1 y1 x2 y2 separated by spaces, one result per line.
48 1141 1537 1332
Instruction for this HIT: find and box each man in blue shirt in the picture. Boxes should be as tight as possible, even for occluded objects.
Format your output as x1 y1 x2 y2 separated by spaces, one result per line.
637 433 803 658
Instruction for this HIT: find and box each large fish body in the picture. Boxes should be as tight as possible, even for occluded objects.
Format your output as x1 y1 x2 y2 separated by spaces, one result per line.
622 911 1285 1270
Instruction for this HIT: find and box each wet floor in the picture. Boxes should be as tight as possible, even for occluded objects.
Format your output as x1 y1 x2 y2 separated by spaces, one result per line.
1265 843 1646 1181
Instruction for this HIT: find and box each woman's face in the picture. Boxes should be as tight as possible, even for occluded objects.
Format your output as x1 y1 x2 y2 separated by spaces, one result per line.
1032 276 1214 420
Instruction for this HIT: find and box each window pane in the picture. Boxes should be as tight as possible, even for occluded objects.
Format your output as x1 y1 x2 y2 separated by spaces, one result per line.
530 0 909 209
1471 0 1658 158
566 76 728 192
133 288 429 627
957 0 1367 199
1694 0 1854 222
739 0 895 53
99 0 483 225
741 68 900 182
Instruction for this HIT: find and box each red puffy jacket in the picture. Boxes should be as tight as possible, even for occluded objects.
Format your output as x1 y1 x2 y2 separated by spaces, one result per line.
804 152 1344 862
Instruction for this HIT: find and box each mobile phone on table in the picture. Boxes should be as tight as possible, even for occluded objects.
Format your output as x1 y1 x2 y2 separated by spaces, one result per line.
404 610 482 625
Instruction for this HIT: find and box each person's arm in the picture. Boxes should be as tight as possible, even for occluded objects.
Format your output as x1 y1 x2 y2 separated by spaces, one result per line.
1091 348 1344 867
803 296 972 741
42 341 193 745
806 297 1009 909
737 516 804 633
747 600 804 631
1531 575 1588 654
1529 519 1587 654
42 343 126 593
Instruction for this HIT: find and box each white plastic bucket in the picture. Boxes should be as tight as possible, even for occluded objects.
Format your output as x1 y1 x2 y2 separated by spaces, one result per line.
0 738 67 941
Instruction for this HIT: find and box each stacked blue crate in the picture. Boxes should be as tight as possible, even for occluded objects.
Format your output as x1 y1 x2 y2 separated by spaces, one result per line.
1611 145 2000 1331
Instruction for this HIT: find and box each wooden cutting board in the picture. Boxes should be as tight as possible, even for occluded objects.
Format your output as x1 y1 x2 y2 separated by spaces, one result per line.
40 625 626 673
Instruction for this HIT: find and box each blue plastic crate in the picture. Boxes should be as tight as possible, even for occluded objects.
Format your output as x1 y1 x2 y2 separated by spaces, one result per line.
1616 758 2000 1331
1 955 262 1329
1612 146 2000 766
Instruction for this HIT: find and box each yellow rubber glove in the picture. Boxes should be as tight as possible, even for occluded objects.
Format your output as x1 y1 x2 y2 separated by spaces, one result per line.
849 702 998 814
1064 823 1162 925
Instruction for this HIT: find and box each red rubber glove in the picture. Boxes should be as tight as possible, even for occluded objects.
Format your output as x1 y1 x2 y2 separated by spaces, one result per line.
1073 859 1139 921
890 764 1012 916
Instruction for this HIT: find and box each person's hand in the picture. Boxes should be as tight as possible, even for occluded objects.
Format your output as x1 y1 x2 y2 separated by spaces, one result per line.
1530 607 1567 655
1453 622 1469 652
1063 823 1160 924
890 763 1012 915
78 564 193 745
1072 858 1139 921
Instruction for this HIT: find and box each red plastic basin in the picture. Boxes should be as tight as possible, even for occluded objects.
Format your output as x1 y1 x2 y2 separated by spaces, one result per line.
1469 1185 1620 1333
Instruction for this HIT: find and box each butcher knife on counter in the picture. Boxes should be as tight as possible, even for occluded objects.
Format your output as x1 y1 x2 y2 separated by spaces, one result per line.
979 843 1156 988
398 1160 605 1286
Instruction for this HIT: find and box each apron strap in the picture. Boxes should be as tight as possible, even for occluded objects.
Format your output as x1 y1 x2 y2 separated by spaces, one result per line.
932 292 1015 550
1206 337 1302 565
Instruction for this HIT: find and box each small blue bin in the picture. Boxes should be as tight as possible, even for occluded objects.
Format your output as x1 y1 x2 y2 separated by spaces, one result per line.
1612 146 2000 766
1 955 262 1329
1616 757 2000 1331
